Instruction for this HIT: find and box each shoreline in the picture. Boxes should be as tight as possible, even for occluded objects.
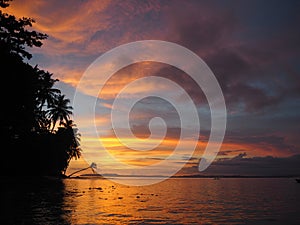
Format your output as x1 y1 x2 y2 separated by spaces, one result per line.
1 175 299 180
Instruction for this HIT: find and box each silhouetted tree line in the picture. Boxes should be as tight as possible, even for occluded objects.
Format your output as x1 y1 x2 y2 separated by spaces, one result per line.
0 0 81 176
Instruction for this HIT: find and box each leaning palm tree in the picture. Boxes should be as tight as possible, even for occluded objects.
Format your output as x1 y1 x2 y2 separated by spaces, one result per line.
67 162 97 178
47 94 73 132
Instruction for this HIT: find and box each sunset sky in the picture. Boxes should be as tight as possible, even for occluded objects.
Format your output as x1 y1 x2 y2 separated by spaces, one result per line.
4 0 300 176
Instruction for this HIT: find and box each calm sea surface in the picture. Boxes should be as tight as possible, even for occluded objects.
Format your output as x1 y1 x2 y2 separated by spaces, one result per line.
1 177 300 224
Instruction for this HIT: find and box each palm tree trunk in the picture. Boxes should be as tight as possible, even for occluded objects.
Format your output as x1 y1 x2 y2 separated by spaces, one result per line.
63 157 72 175
51 120 57 133
67 166 92 178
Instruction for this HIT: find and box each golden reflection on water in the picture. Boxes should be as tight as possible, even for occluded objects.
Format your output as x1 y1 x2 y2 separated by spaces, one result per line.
62 178 214 224
2 177 299 224
61 178 300 225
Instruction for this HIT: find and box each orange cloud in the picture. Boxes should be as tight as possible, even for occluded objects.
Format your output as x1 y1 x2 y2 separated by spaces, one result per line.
5 0 299 176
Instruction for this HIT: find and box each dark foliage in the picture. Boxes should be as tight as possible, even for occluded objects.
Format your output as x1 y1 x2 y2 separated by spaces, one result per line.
0 0 81 176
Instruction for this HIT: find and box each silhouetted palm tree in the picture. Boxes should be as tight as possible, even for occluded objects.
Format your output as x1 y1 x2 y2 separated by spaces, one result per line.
35 67 61 110
0 0 82 176
67 162 97 178
47 94 73 132
34 110 51 132
59 120 82 174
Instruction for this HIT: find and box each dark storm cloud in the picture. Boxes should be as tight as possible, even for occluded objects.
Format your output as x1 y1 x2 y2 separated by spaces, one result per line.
218 149 245 156
181 153 300 176
7 0 300 161
164 0 300 114
87 0 166 51
208 153 300 176
224 132 297 155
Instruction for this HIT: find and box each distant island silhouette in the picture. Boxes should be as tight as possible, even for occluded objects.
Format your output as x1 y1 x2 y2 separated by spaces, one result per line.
0 0 81 177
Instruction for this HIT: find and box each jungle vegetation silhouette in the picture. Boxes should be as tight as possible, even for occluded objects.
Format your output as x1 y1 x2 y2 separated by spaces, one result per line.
0 0 81 176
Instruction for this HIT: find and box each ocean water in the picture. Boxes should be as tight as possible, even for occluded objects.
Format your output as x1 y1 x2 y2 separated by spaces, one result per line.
1 177 300 224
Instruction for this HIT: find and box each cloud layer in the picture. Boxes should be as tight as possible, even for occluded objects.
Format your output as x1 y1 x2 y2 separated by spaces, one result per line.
5 0 300 175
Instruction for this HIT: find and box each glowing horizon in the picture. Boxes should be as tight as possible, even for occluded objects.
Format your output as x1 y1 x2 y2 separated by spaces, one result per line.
4 0 300 177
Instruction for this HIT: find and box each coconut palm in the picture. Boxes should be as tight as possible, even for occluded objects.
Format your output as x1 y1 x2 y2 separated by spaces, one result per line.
58 120 82 175
34 110 51 132
67 162 97 178
47 94 73 132
35 68 61 110
0 0 82 177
